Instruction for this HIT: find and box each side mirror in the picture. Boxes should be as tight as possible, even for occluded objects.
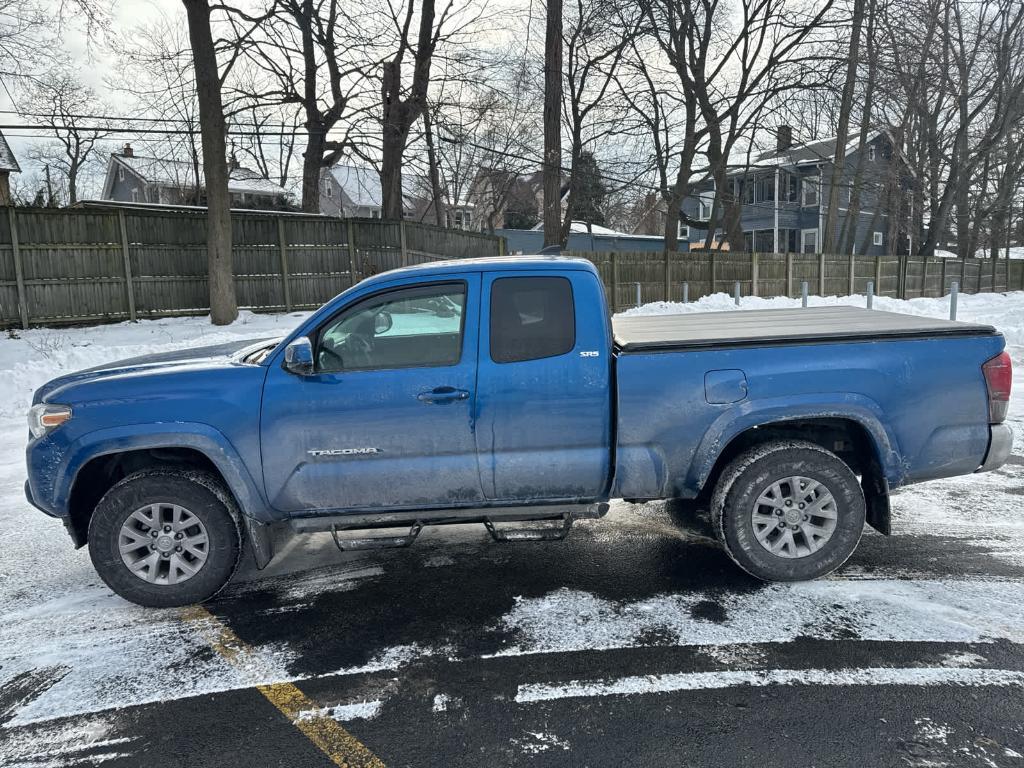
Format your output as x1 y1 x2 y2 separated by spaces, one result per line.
373 310 393 335
283 337 314 376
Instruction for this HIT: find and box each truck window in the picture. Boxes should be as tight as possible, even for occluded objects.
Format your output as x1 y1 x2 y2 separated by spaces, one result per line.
490 276 575 363
317 282 465 372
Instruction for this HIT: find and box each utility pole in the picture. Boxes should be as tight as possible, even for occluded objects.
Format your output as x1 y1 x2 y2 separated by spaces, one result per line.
543 0 563 249
44 164 54 207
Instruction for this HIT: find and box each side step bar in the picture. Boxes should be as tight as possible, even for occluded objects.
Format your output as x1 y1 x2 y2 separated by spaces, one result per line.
484 513 573 542
294 502 609 552
330 521 423 551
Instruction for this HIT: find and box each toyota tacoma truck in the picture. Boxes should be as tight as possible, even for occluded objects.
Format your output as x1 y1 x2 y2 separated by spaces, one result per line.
25 256 1014 607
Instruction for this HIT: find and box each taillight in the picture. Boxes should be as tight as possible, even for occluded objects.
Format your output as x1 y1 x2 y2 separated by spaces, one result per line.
982 351 1012 423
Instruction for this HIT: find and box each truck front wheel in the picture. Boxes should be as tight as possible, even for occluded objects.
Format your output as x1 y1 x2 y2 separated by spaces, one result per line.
711 441 866 581
88 469 242 607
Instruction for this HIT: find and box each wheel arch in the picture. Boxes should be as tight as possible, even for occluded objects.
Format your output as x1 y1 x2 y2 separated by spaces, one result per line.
695 414 892 535
61 425 272 549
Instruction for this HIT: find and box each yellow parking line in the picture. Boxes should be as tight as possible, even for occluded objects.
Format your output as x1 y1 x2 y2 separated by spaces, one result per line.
181 605 386 768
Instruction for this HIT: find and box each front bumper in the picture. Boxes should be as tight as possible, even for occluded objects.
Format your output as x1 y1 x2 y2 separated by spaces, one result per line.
978 424 1014 473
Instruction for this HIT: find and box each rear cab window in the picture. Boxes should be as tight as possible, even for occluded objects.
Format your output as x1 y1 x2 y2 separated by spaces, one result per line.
490 276 576 363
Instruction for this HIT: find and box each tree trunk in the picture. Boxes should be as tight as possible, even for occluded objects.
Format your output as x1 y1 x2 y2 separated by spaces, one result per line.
423 106 445 226
543 0 563 249
301 126 325 213
823 0 865 253
183 0 237 325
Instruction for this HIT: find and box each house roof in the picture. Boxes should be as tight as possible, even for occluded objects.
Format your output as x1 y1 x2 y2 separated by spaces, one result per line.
0 130 21 173
753 130 885 167
106 153 287 197
326 164 421 209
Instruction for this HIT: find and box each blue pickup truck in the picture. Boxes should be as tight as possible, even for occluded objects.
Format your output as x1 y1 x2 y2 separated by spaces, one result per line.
25 257 1013 606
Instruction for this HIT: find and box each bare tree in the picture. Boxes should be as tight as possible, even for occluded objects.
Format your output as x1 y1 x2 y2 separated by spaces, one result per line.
378 0 469 219
18 67 112 205
558 0 637 244
182 0 236 325
235 0 380 212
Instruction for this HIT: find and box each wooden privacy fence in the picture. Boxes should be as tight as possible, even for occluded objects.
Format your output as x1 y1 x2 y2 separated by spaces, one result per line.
0 207 504 328
573 250 1024 313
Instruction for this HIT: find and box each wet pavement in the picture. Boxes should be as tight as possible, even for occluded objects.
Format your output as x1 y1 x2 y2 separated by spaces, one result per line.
3 461 1024 767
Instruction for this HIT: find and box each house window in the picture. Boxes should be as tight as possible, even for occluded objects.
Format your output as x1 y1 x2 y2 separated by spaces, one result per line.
868 145 876 162
873 231 883 246
369 208 381 219
118 168 125 182
801 229 818 254
698 192 713 220
130 189 139 202
325 184 333 198
802 177 819 207
677 221 688 240
755 175 774 202
452 210 470 229
784 172 800 202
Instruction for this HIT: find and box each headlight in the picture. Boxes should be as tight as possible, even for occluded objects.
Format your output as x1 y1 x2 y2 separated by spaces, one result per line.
28 403 72 439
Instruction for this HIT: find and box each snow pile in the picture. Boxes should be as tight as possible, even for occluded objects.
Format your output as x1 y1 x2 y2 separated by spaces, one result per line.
619 289 1024 347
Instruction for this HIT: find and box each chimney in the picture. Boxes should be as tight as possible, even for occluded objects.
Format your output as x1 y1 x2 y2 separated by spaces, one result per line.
776 125 793 153
121 143 134 158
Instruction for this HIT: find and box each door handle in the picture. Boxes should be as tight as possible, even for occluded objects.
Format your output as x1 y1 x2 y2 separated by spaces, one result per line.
417 386 470 404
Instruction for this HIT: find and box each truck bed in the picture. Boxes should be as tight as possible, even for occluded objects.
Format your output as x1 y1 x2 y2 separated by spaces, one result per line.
612 306 997 352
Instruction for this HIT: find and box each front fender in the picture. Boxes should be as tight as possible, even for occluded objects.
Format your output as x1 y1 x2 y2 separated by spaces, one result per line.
50 422 273 523
687 393 902 491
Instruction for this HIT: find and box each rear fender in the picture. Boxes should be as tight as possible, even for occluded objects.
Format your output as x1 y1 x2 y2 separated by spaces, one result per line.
688 394 901 492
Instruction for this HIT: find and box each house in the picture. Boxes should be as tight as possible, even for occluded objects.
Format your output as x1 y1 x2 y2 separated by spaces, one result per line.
320 164 419 219
680 126 913 255
101 144 290 210
499 221 665 254
320 163 484 228
0 130 21 205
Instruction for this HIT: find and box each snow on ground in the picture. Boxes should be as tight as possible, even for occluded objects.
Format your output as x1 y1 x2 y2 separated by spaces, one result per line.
0 291 1022 750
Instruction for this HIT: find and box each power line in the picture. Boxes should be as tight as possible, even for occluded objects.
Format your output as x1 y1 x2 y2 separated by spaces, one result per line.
0 122 301 137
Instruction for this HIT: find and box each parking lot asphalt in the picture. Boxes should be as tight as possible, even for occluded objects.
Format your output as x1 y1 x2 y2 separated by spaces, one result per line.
3 449 1024 767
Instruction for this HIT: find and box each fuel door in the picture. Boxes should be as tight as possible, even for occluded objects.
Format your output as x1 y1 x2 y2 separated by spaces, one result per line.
705 369 748 404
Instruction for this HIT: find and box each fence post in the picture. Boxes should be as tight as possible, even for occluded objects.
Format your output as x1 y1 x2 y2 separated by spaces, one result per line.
899 254 907 299
399 220 409 267
346 219 357 282
635 282 642 308
733 281 741 305
663 249 671 301
682 281 689 304
277 216 293 312
7 207 28 330
921 254 929 297
874 254 882 296
940 257 948 295
751 252 759 297
117 210 137 322
848 253 856 296
801 281 809 307
710 251 717 294
786 251 793 297
949 281 958 321
866 280 874 309
818 251 826 296
610 251 619 313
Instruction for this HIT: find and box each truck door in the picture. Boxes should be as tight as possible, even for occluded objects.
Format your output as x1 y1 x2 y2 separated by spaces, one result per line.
476 270 612 501
260 275 485 513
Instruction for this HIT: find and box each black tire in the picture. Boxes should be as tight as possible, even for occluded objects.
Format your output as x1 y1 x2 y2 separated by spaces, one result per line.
710 440 865 581
88 468 242 607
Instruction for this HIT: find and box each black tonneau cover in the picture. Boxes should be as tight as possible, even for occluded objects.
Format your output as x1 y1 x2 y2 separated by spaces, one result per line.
612 306 997 352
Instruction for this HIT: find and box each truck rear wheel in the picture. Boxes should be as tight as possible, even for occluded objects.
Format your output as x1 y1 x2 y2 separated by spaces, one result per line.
88 469 242 607
711 441 865 581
